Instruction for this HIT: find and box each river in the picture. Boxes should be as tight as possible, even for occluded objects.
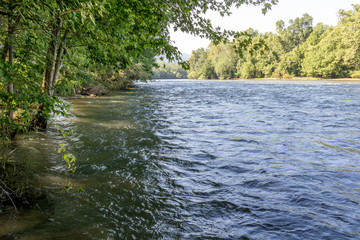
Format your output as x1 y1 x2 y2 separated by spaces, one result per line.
1 79 360 239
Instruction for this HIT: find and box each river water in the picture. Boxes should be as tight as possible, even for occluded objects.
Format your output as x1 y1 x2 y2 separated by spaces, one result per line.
1 80 360 239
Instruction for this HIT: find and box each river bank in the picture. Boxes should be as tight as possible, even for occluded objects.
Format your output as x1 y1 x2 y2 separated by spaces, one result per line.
191 77 360 81
1 80 359 239
0 150 48 213
243 77 360 81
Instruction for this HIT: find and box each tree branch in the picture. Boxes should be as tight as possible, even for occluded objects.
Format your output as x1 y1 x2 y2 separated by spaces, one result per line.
0 179 18 213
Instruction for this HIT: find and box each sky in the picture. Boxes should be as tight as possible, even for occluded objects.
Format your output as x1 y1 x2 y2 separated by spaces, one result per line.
170 0 359 54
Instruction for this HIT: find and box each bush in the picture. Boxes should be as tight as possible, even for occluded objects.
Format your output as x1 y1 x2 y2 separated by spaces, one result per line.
350 70 360 78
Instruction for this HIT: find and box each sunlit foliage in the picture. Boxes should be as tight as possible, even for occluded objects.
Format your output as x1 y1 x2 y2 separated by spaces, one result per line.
188 5 360 80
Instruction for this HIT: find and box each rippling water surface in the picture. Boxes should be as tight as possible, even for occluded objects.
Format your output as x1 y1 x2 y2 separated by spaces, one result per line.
2 80 360 239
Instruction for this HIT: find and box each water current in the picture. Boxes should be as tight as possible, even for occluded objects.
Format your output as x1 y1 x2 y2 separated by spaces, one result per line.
1 80 360 239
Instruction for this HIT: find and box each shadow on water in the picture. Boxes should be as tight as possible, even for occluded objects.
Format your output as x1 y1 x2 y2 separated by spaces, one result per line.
0 87 175 239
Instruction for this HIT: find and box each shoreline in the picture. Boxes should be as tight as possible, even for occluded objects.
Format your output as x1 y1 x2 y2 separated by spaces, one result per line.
238 77 360 81
153 78 360 82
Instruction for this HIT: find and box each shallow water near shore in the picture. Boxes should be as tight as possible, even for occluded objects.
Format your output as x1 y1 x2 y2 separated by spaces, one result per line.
1 79 360 239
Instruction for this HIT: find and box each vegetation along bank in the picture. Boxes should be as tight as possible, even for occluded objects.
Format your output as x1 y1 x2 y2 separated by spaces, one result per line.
0 0 278 210
156 5 360 80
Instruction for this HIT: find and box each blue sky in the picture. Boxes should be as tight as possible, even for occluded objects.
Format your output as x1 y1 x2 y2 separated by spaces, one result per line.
170 0 359 54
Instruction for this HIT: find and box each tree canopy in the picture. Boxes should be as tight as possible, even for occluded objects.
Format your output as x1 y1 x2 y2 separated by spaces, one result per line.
0 0 278 139
188 4 360 80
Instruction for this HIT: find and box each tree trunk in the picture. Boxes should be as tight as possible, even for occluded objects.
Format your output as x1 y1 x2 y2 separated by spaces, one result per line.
1 40 12 120
36 19 69 129
1 14 19 121
51 29 70 96
43 18 62 96
7 48 14 121
33 104 47 129
0 16 3 29
7 17 16 120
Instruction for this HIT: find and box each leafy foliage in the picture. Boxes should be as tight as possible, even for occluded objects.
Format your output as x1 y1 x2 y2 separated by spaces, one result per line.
0 0 278 139
188 5 360 80
153 62 188 79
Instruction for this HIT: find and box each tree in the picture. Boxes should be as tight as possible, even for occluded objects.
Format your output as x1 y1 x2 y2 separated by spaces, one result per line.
153 62 188 79
0 1 22 123
188 48 209 79
208 42 239 79
1 0 279 138
276 14 314 52
302 5 360 78
201 59 217 79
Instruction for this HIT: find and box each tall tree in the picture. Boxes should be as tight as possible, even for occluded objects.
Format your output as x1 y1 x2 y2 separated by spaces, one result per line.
188 48 209 79
208 42 239 79
0 0 279 137
0 0 22 121
302 5 360 78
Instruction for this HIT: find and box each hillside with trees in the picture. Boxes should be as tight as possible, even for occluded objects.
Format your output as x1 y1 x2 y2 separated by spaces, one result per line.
188 5 360 80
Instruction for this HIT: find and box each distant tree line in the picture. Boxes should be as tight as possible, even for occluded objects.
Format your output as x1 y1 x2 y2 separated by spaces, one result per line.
188 5 360 79
153 62 188 79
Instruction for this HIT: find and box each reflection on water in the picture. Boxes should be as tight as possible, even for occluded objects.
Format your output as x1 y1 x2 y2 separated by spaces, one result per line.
1 80 360 239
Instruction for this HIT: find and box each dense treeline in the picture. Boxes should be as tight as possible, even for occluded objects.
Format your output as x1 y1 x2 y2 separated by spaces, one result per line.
152 62 188 79
188 5 360 80
0 0 277 140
